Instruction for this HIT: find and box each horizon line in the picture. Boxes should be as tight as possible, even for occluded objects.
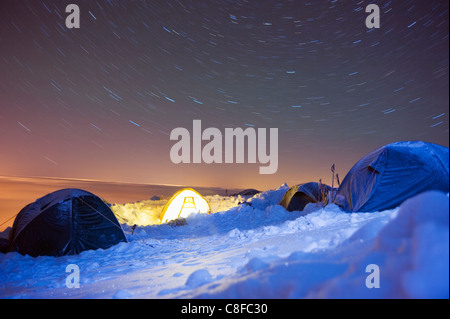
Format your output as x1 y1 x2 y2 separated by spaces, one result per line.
0 174 233 190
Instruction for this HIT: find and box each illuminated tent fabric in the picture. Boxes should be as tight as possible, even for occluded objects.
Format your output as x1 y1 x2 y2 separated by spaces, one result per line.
333 141 449 212
7 189 127 257
160 188 211 223
280 182 334 212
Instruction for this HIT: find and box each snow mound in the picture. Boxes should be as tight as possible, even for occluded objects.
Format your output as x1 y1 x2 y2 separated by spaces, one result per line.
194 191 449 299
185 269 213 288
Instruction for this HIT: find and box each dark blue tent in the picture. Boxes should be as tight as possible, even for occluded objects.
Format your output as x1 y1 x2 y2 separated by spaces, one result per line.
333 141 449 212
280 182 334 212
7 189 127 257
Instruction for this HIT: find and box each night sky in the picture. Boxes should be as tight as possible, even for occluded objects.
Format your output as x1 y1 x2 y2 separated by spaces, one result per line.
0 0 448 190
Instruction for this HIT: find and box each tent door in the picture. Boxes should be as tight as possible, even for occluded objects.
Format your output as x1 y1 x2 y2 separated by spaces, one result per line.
178 197 196 219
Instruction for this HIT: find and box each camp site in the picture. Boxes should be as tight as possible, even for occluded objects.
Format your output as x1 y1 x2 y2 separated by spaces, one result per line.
0 141 448 299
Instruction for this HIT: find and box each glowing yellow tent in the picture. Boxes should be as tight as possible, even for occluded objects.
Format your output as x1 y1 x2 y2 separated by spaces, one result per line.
160 188 211 223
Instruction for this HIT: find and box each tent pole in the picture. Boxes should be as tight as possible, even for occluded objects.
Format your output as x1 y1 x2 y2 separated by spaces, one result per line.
331 164 335 188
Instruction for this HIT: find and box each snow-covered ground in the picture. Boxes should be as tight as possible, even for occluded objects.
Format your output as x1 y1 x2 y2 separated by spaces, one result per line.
0 185 448 299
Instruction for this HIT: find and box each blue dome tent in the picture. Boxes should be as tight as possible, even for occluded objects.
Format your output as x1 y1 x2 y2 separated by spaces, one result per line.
333 141 449 212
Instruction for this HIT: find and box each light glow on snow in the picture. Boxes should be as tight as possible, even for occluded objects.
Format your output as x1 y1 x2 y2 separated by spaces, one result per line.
111 193 243 226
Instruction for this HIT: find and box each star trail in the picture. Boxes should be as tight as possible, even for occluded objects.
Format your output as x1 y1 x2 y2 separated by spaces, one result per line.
0 0 448 189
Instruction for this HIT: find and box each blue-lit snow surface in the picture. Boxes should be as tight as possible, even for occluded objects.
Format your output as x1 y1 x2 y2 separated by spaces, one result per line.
0 186 448 299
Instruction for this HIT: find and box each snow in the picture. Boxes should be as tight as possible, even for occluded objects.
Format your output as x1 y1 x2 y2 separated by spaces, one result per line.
0 185 448 299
